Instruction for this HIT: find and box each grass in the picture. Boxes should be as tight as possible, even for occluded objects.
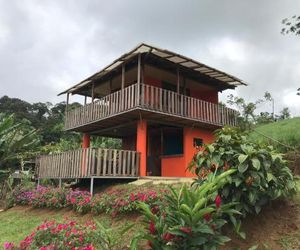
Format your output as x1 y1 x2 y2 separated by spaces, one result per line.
249 117 300 151
0 206 141 248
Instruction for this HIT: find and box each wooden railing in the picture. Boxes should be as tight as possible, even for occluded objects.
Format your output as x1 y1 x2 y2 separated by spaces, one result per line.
36 148 140 179
65 83 238 129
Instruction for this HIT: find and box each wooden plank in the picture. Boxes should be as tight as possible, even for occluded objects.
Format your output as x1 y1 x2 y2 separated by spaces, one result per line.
113 150 117 176
103 149 107 176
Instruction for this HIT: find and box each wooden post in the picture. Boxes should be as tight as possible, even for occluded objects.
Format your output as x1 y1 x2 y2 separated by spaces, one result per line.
92 82 95 102
137 54 141 106
137 54 141 84
66 93 70 112
90 177 94 196
121 64 125 90
177 67 180 94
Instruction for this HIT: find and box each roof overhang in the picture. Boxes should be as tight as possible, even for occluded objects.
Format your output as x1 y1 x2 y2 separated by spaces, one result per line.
58 43 247 96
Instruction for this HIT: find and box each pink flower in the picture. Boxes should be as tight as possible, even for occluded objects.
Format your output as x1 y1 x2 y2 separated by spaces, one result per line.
129 193 135 201
3 242 14 250
149 221 156 234
162 233 175 241
215 195 221 208
180 227 192 234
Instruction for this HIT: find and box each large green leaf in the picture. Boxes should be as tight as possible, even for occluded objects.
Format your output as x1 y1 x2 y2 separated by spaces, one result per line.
238 163 248 173
238 154 248 164
251 158 261 170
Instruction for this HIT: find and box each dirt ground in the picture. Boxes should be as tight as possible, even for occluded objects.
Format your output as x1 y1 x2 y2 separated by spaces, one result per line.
223 198 300 250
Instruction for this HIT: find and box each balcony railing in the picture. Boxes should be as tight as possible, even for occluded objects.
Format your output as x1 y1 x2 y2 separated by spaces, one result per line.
65 83 238 130
36 148 140 178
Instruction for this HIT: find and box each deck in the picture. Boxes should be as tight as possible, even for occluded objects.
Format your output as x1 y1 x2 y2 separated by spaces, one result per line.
36 148 140 179
65 83 238 131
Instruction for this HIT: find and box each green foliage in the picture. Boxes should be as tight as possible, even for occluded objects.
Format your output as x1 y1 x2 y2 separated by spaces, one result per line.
0 113 39 169
249 117 300 152
131 170 241 250
189 127 297 218
94 220 134 250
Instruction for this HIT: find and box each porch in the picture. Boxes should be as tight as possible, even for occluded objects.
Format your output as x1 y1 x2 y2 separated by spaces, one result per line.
36 148 140 179
65 82 238 131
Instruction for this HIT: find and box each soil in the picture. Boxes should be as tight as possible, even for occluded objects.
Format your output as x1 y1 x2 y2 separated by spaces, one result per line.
223 199 300 250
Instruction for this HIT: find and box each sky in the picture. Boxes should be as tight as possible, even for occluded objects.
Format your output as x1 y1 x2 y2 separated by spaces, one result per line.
0 0 300 116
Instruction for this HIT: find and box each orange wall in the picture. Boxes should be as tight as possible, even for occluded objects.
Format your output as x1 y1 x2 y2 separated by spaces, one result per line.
161 156 185 177
136 120 147 177
161 127 215 177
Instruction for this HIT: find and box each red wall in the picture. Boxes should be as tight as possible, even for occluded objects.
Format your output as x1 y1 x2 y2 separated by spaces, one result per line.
161 127 215 177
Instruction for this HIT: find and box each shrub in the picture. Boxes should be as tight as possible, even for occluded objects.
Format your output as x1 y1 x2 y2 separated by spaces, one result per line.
131 170 240 250
189 127 297 217
66 189 91 214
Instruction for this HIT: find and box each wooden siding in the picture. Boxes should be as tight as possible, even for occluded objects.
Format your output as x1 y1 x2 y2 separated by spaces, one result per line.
36 148 140 179
65 83 238 130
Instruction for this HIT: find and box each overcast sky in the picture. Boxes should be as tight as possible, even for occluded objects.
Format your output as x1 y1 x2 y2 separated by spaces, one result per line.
0 0 299 116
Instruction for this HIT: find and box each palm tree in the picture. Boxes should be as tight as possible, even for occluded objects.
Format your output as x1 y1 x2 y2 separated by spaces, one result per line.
0 113 39 169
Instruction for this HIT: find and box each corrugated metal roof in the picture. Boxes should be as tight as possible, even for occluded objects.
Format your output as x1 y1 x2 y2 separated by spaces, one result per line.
58 43 247 95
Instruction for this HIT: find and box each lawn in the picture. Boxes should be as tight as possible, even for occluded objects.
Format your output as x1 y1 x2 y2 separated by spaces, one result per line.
0 206 141 249
250 117 300 151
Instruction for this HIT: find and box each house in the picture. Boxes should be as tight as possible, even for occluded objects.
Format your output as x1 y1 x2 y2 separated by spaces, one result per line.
36 43 245 185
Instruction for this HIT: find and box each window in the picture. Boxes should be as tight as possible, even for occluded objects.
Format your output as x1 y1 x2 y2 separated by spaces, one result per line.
163 128 183 156
193 138 203 148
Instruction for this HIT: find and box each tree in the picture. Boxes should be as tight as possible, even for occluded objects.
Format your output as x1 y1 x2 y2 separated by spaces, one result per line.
281 15 300 35
278 107 291 120
227 92 278 130
0 114 39 170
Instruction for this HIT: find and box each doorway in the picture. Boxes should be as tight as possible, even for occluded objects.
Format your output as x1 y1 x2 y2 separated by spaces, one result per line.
146 129 162 176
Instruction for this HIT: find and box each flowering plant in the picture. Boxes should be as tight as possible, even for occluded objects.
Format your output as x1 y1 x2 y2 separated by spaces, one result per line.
4 220 96 250
66 189 91 214
131 170 240 249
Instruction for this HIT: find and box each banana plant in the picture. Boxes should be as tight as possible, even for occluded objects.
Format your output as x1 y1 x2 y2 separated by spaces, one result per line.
0 113 39 168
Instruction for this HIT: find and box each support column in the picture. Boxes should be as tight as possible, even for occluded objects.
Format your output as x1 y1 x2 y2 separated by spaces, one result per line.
82 133 90 148
136 119 147 176
82 133 90 176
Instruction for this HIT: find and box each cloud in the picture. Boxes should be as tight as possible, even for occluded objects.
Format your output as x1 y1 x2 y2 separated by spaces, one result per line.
0 0 299 116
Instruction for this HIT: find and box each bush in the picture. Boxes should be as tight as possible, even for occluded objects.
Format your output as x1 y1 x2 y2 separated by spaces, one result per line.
131 170 240 250
66 189 91 214
189 127 297 217
11 184 165 217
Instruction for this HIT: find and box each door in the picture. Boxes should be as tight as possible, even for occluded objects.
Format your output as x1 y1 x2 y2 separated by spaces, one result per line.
146 129 162 176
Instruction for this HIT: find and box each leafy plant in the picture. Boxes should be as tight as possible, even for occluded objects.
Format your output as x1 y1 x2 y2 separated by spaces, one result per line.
131 169 241 250
189 127 297 217
0 113 39 169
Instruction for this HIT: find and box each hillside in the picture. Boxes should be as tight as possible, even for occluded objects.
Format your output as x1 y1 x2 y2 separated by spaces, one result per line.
250 117 300 151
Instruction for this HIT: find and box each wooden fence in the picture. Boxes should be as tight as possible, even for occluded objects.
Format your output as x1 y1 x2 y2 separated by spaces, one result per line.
65 83 238 130
36 148 140 179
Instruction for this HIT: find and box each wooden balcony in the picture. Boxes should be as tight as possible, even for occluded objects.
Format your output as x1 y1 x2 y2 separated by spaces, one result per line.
36 148 140 179
65 83 238 131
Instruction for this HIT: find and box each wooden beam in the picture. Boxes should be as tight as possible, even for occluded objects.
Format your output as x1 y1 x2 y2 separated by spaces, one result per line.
66 93 70 112
121 64 125 90
91 82 95 102
137 53 141 84
177 66 180 94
